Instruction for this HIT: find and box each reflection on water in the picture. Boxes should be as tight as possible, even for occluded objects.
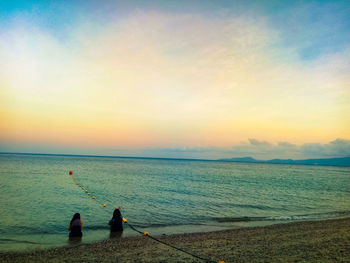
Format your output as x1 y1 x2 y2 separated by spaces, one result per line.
68 236 82 244
110 231 123 239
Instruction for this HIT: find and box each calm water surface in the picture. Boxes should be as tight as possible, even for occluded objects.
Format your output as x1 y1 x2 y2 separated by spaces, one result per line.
0 153 349 251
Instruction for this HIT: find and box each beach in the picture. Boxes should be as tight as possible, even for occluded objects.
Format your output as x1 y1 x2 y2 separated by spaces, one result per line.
1 217 349 262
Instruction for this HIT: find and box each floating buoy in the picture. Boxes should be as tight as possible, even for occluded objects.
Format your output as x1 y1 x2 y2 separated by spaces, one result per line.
85 190 88 193
88 193 90 195
69 171 73 175
102 204 106 207
91 196 95 199
82 187 84 190
144 232 149 236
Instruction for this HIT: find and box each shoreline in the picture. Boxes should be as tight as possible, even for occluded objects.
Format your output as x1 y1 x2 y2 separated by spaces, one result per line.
1 218 349 262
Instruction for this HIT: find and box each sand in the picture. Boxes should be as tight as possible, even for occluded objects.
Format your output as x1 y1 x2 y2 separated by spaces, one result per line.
1 218 349 262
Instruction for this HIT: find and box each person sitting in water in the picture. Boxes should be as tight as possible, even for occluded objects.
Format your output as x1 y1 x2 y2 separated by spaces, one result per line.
69 213 83 238
109 207 123 232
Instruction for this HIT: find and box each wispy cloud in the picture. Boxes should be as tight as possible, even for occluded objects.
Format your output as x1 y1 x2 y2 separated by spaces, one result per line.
0 4 349 152
229 138 350 159
301 139 350 157
248 139 272 147
121 138 350 160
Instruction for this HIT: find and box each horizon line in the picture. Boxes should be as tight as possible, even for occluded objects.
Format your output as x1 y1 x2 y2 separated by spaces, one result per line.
0 151 214 162
1 151 349 162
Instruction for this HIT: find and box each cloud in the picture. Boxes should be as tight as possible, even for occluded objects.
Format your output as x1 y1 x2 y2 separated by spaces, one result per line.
134 139 350 160
0 9 349 149
248 138 272 147
1 137 349 160
301 139 350 157
277 142 297 148
231 138 350 159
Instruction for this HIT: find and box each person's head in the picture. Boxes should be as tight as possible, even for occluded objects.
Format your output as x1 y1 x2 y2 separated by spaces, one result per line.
70 213 81 224
113 209 121 219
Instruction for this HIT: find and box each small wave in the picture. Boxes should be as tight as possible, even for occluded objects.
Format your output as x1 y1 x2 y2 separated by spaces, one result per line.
0 171 50 175
267 211 350 221
212 210 350 223
213 216 257 222
0 226 57 235
221 202 286 211
231 203 275 210
83 225 110 231
2 211 350 237
0 238 41 245
122 221 195 228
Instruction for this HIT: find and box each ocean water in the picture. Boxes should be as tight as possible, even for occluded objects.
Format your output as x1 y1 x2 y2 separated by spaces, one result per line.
0 153 349 252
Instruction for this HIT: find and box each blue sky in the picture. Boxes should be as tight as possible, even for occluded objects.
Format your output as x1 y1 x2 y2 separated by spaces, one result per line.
2 0 349 59
1 0 349 159
2 0 349 63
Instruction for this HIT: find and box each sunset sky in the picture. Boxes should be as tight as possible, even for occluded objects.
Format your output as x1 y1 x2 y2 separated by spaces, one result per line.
1 0 350 159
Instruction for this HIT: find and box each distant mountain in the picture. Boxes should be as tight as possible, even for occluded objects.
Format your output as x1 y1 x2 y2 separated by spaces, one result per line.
219 156 350 167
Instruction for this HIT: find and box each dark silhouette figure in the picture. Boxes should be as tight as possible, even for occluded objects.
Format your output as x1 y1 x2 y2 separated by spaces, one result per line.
109 207 123 237
69 213 83 240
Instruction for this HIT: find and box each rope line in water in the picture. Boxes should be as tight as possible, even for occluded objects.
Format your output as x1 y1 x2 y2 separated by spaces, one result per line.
69 172 112 218
68 171 225 263
126 221 218 263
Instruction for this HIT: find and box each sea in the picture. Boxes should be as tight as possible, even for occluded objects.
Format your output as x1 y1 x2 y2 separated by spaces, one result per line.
0 153 349 252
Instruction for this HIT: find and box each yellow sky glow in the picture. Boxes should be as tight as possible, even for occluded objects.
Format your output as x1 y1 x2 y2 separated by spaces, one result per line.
1 11 349 151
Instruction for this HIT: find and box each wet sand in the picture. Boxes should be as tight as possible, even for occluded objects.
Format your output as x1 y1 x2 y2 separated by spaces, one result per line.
1 218 349 262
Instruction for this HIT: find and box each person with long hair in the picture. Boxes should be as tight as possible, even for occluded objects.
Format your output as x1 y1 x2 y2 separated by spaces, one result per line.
109 207 123 233
69 213 83 238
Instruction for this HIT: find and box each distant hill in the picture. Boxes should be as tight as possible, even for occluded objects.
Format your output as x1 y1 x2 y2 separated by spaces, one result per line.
219 156 350 167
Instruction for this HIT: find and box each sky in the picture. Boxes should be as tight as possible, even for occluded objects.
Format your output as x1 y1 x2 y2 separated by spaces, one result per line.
0 0 350 159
